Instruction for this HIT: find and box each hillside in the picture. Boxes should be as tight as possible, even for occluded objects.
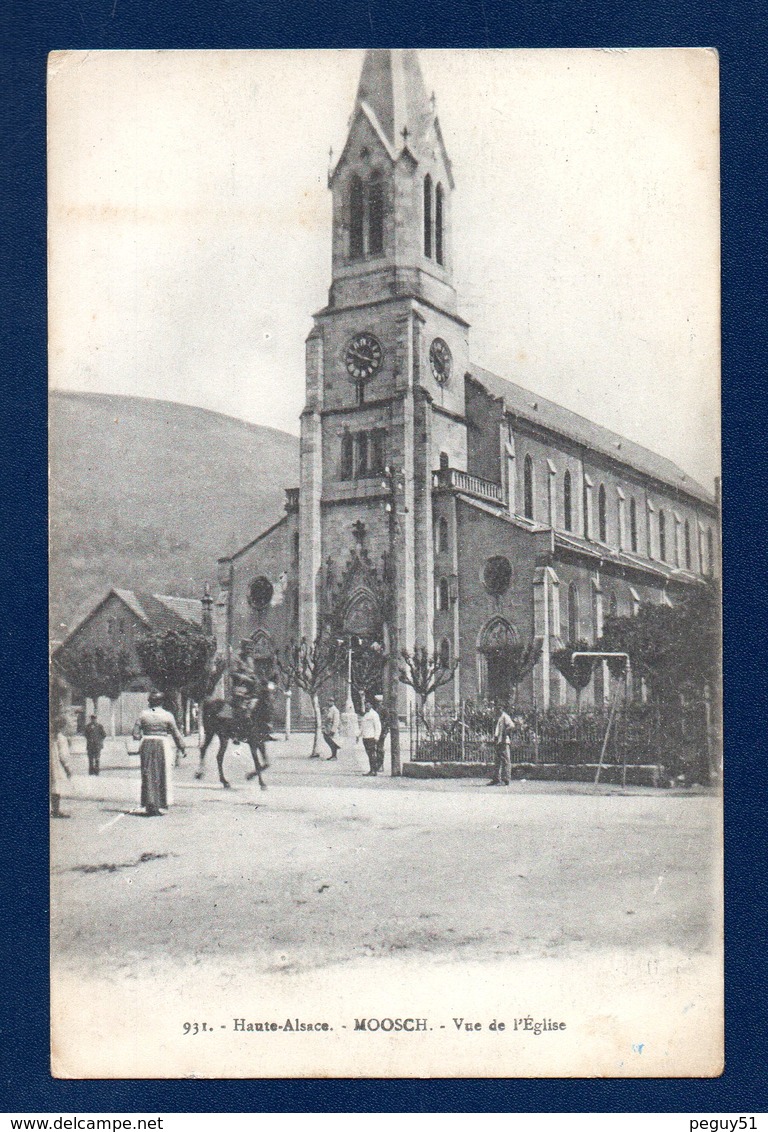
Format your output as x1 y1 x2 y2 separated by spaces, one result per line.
50 391 300 637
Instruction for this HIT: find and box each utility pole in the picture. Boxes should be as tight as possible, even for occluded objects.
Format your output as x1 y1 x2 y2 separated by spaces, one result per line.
383 464 405 776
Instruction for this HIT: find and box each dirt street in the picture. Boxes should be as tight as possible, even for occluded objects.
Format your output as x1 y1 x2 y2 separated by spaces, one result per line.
50 732 722 1078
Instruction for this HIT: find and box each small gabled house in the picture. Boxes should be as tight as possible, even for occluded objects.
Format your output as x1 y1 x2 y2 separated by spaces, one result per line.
52 587 207 733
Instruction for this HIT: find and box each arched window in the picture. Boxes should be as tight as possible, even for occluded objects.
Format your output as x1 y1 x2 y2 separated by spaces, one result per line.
630 498 638 552
367 174 384 256
369 428 386 475
658 509 666 561
707 528 714 576
609 591 618 619
340 431 354 480
356 431 368 477
435 183 444 265
583 480 591 539
439 637 451 670
350 175 364 259
438 577 450 612
684 519 692 569
598 484 607 542
523 455 534 520
423 174 433 258
567 583 579 643
437 516 449 554
563 470 572 531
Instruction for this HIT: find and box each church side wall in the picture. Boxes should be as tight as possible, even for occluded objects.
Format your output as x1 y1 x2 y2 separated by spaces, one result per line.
225 515 299 675
511 420 718 578
446 501 539 707
430 411 467 471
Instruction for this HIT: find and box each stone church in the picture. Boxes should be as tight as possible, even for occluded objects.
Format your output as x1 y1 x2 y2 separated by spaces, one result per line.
215 49 719 717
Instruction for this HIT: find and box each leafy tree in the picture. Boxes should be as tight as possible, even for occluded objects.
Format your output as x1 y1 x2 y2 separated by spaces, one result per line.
55 645 136 734
551 640 596 708
277 635 344 757
189 651 227 703
136 625 216 725
398 645 459 726
501 637 543 705
598 582 720 704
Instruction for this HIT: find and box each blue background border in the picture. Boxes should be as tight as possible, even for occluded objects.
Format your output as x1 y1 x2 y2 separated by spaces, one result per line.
2 0 765 1113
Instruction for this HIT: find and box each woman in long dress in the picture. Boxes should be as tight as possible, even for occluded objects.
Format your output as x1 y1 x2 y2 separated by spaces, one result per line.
133 691 185 816
50 715 72 819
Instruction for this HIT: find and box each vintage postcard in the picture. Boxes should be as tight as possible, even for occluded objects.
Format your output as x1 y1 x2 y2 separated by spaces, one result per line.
48 48 722 1078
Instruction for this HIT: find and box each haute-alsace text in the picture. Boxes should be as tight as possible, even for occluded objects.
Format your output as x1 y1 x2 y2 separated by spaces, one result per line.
232 1018 331 1032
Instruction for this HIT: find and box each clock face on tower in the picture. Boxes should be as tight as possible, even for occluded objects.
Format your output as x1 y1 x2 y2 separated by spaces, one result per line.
344 332 383 382
430 337 452 385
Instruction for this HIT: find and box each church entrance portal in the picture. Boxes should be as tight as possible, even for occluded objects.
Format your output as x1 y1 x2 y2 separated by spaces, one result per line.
332 588 385 712
479 618 519 705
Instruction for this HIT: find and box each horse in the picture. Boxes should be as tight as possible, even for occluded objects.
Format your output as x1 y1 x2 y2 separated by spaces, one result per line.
195 694 270 790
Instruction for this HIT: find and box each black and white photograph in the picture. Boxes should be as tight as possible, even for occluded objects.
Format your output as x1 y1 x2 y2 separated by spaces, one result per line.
48 48 722 1078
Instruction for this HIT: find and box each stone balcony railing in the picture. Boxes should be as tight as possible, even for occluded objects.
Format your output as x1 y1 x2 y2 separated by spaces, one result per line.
432 466 504 506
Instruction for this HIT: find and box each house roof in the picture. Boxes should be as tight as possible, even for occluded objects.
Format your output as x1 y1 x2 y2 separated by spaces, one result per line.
55 587 203 653
468 364 715 506
148 594 203 626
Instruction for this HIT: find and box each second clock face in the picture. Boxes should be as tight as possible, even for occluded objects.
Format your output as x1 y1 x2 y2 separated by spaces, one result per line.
430 337 452 385
345 333 383 381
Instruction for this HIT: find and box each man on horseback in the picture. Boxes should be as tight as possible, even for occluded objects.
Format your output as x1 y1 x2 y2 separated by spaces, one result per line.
231 648 260 730
196 648 271 790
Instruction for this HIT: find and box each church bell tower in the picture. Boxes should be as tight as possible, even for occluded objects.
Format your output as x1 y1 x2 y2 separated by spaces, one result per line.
299 49 471 675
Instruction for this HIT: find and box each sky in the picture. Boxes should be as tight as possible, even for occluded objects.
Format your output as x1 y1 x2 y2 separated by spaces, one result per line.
48 48 720 489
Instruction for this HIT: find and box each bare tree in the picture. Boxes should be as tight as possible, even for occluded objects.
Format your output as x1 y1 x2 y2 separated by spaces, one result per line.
277 635 344 757
398 645 459 728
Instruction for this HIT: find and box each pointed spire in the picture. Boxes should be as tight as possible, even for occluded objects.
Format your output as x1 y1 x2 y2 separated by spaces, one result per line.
353 49 434 153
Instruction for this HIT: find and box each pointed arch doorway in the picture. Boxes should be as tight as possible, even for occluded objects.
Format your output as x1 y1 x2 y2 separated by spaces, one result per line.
478 617 519 705
333 587 385 711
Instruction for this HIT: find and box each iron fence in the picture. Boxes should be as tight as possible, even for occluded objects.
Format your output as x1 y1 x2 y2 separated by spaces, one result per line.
408 699 713 780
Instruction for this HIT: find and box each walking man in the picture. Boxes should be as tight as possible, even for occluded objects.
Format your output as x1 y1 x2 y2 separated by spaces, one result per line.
488 705 514 786
373 694 389 773
84 713 106 776
323 697 341 760
360 698 382 776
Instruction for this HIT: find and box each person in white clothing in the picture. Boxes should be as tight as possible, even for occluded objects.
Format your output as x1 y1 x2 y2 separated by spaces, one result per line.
359 699 382 776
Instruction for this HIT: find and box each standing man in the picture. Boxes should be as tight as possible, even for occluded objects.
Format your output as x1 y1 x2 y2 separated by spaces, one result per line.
359 698 382 777
84 713 106 776
488 705 514 787
373 694 389 773
323 697 341 760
